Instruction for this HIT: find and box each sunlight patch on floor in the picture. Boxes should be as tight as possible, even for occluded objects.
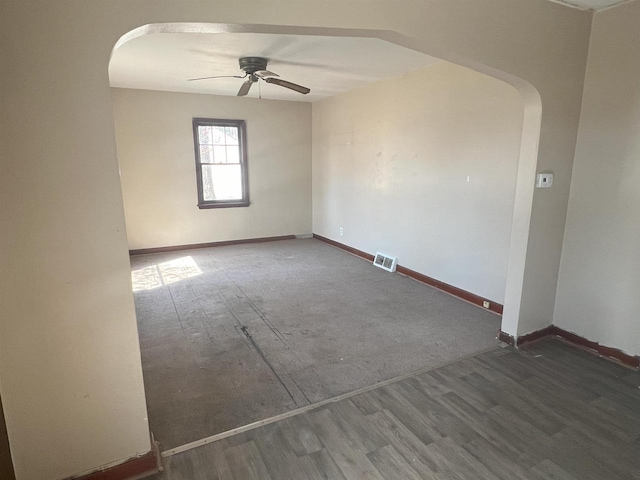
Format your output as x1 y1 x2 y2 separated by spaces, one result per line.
132 256 202 291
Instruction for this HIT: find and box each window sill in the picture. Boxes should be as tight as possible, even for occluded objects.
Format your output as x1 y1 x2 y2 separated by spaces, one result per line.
198 201 250 209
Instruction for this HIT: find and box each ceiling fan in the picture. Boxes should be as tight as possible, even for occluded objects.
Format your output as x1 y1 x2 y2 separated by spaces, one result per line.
188 57 311 97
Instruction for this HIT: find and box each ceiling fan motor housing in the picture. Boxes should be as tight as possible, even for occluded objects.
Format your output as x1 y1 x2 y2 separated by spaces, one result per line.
239 57 268 74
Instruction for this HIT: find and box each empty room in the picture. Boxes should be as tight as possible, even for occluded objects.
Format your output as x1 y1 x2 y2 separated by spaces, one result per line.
110 31 523 452
1 1 639 480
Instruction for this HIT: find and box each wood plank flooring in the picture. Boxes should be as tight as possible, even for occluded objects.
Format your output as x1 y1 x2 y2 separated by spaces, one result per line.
151 338 640 480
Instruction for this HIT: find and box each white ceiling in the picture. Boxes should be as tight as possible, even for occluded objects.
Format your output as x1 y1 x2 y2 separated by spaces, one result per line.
109 33 440 102
550 0 629 10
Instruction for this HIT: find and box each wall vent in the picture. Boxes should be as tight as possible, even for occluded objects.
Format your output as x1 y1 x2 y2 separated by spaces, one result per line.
373 252 397 272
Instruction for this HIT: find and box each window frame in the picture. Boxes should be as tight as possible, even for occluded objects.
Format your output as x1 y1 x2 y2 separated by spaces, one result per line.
192 117 250 209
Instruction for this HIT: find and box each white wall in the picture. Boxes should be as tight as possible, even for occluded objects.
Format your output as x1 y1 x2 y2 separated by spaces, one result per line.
313 63 523 304
554 1 640 357
0 1 592 478
112 88 312 250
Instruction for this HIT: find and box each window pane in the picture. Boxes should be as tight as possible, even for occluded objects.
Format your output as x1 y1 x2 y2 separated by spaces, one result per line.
226 145 240 164
201 164 243 201
225 127 239 145
198 126 211 144
200 145 213 163
213 145 227 163
212 126 225 144
201 163 215 200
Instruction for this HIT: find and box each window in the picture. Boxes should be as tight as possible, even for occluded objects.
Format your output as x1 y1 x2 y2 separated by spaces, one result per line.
192 118 249 209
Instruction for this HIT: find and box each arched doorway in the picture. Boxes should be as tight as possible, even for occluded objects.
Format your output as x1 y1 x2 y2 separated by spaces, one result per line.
110 22 542 454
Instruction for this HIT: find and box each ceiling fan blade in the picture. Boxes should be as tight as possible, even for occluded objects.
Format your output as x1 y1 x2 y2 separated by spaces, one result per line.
187 74 246 82
264 77 310 95
237 80 253 97
254 70 279 78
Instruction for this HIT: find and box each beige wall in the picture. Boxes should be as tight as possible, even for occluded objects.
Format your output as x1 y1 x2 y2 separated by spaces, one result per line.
112 88 312 250
554 1 640 357
0 1 592 479
313 63 523 304
2 7 151 480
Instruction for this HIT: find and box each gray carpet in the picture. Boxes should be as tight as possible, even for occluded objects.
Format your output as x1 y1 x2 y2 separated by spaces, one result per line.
131 238 500 450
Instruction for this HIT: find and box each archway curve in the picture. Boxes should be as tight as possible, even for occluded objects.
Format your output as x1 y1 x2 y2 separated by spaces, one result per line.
111 21 542 338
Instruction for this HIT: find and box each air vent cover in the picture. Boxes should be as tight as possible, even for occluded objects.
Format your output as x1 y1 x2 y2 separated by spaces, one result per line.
373 252 397 272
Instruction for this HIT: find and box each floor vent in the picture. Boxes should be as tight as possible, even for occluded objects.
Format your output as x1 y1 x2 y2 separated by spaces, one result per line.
373 252 397 272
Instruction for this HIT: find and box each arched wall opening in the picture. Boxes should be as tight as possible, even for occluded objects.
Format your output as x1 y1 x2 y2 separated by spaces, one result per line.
108 21 543 453
110 22 542 339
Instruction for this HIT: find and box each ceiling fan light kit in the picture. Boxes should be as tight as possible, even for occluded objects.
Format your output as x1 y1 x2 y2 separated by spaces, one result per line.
188 56 311 97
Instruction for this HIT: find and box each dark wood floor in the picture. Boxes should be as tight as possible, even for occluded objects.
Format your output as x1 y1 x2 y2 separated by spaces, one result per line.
152 338 640 480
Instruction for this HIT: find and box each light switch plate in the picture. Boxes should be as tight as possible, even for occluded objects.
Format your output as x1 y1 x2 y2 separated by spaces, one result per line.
536 173 553 188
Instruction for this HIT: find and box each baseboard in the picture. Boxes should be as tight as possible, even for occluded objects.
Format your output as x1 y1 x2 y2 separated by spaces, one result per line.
497 330 516 346
498 325 556 347
499 325 640 369
312 234 375 262
553 326 640 369
312 234 503 315
129 235 297 256
69 436 162 480
395 265 503 315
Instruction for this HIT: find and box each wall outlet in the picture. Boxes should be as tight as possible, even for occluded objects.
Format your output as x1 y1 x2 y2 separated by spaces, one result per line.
483 300 490 309
339 227 344 236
